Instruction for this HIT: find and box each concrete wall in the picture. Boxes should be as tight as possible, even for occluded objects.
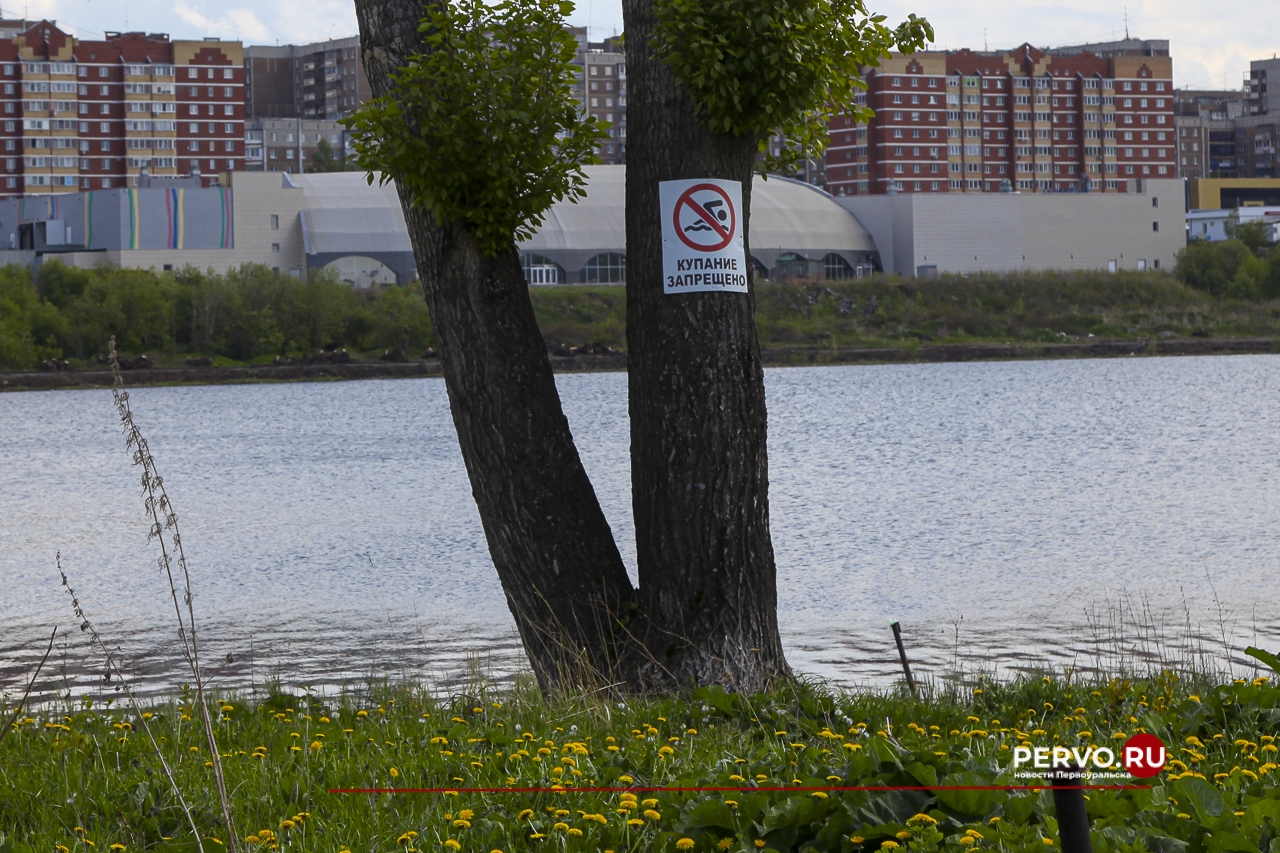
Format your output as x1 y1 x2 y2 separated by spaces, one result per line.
227 172 306 275
838 178 1187 276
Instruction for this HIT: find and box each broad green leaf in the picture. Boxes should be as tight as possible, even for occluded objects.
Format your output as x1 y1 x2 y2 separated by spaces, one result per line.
1174 776 1225 820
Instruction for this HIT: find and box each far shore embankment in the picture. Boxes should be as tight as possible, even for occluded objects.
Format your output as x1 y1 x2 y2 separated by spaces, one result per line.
4 336 1278 391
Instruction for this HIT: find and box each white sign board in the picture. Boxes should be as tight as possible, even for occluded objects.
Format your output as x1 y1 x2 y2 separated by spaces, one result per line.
660 178 748 294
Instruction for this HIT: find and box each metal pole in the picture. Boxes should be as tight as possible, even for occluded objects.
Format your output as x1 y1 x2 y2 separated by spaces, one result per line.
1045 765 1093 853
890 622 917 698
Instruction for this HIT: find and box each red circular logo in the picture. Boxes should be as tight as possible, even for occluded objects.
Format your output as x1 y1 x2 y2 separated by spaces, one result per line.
1122 733 1167 778
672 183 736 252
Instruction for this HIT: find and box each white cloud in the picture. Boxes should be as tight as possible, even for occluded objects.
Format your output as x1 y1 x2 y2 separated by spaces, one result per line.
569 0 1279 91
173 2 273 43
27 0 1279 88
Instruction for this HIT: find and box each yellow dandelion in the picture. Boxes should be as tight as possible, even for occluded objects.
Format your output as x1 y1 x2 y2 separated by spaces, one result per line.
676 839 696 851
444 841 461 852
389 767 399 778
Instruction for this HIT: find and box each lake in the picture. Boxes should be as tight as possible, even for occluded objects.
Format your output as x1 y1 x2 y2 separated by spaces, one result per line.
2 355 1278 700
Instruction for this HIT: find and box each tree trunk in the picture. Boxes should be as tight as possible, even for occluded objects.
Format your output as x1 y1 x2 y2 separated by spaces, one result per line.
355 0 637 691
622 0 792 691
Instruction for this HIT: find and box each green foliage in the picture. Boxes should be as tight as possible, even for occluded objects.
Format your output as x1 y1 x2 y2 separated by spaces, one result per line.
344 0 608 256
1223 213 1274 257
2 675 1279 851
1175 240 1280 299
0 261 437 370
306 136 343 173
652 0 932 173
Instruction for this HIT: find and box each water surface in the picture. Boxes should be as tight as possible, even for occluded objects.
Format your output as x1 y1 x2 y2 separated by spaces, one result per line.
2 355 1277 700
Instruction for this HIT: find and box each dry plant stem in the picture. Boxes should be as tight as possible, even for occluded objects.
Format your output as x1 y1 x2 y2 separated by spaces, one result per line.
57 554 206 852
0 626 57 747
108 337 238 850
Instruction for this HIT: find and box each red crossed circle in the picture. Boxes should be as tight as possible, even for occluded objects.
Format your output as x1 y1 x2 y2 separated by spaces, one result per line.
673 183 736 252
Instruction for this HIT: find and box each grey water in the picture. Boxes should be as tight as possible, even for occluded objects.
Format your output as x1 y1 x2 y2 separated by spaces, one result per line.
2 355 1278 701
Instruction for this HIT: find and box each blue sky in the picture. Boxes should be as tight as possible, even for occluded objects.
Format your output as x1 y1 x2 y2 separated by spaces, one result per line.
22 0 1278 91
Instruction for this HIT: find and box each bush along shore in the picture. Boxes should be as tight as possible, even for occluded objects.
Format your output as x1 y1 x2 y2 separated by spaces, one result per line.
1 672 1278 852
5 261 1280 387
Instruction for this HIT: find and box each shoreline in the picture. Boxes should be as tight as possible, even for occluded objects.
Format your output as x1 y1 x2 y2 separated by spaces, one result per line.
3 336 1278 391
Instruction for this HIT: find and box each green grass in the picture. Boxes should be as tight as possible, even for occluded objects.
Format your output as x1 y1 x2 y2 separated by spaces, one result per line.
527 273 1280 352
2 673 1278 853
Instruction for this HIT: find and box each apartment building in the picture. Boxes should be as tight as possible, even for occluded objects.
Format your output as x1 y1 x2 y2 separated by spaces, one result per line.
826 39 1175 196
1174 90 1245 179
0 19 243 199
567 28 625 165
244 36 369 121
244 117 347 172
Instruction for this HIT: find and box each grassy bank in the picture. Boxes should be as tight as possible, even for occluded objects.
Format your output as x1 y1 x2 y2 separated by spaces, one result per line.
2 673 1277 852
533 272 1280 352
7 261 1280 374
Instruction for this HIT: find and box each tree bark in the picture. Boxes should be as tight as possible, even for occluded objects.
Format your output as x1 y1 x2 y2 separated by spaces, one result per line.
622 0 792 691
355 0 637 691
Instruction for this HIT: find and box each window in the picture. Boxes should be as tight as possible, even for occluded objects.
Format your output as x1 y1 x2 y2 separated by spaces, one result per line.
224 68 233 79
270 214 280 230
100 67 110 78
224 105 233 116
580 252 626 283
1152 221 1159 232
100 104 109 115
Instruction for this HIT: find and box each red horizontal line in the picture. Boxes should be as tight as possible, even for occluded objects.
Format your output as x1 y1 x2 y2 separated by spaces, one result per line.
329 784 1149 795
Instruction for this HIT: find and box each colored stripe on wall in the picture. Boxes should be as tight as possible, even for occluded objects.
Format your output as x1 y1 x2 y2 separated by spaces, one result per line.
127 188 140 250
85 192 93 248
218 188 228 249
177 188 185 249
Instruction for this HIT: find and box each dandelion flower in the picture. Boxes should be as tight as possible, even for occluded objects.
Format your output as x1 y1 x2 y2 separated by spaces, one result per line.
676 839 695 850
444 841 461 851
907 814 938 827
389 767 399 778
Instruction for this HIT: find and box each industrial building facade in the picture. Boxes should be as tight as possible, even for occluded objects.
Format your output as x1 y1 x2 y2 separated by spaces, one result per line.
825 39 1175 196
0 19 244 200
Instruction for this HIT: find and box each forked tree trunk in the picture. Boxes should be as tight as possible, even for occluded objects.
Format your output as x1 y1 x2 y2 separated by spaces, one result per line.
355 0 637 691
622 0 792 690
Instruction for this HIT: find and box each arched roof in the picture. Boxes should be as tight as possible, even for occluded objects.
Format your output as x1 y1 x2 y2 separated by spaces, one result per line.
521 165 879 263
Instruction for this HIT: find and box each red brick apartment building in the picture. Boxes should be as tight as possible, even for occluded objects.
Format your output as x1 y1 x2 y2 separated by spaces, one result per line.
0 19 243 199
825 40 1175 196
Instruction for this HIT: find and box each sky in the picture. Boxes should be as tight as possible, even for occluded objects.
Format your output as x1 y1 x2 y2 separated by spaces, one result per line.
13 0 1278 92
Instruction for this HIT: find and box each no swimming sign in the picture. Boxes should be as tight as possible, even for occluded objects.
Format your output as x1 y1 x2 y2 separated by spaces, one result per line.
660 179 748 294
